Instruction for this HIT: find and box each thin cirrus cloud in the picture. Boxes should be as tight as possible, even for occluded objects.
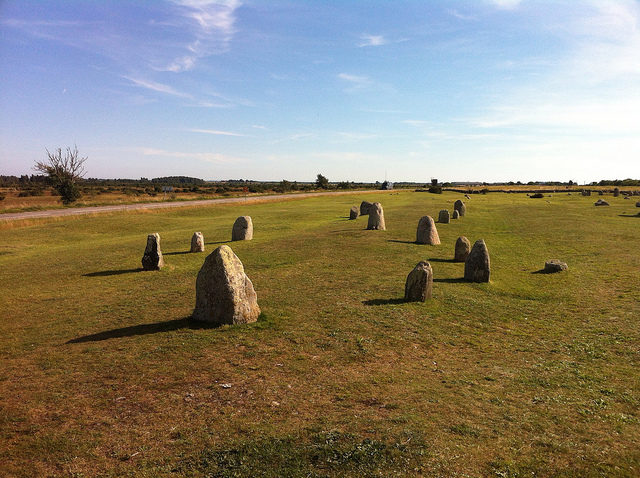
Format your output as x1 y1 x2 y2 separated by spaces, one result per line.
358 34 387 47
136 147 243 163
122 76 192 98
189 128 246 137
159 0 242 72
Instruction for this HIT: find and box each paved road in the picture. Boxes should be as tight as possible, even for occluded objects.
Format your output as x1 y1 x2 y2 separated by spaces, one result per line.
0 190 382 222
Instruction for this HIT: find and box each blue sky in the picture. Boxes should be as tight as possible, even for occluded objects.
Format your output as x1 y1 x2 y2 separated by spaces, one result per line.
1 0 639 183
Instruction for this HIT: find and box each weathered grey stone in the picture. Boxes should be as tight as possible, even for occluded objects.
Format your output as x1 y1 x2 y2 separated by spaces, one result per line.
454 199 466 216
193 245 260 325
438 209 450 223
636 201 640 207
452 210 460 219
582 190 592 196
360 201 373 215
191 232 205 253
613 187 620 197
349 206 360 219
595 199 610 206
464 194 471 200
232 216 253 241
544 259 568 273
142 233 164 270
416 216 440 245
404 261 433 302
454 236 471 262
464 239 490 282
366 202 386 230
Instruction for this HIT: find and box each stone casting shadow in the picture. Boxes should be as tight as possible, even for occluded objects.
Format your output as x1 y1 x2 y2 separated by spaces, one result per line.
83 268 143 277
363 298 407 306
531 269 558 274
387 239 417 245
67 317 218 343
433 277 466 283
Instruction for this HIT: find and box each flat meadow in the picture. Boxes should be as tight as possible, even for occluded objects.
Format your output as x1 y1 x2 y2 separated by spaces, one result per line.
1 191 638 477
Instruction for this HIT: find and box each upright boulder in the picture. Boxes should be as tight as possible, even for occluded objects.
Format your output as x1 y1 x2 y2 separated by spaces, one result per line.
438 209 450 224
613 187 620 197
366 202 386 230
464 239 490 282
416 216 440 245
360 201 373 215
232 216 253 241
454 236 471 262
349 206 360 220
452 210 460 219
404 261 433 302
142 233 164 270
191 232 205 253
454 199 466 217
193 245 260 325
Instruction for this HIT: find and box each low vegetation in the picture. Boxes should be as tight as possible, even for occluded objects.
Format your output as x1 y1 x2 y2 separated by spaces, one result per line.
1 191 639 476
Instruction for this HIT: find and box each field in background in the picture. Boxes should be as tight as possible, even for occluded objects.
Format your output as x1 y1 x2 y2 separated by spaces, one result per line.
1 191 639 477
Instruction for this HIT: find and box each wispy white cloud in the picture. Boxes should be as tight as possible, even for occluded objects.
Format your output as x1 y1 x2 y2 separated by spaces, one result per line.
336 132 378 141
358 34 387 47
337 73 372 92
159 0 242 72
448 9 476 21
123 76 192 98
189 128 245 136
487 0 522 10
135 147 243 163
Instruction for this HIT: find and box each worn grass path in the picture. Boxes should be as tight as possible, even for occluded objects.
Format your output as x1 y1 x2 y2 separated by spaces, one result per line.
1 190 639 477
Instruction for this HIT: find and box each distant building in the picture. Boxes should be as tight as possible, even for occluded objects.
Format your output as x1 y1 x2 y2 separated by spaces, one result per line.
381 181 393 190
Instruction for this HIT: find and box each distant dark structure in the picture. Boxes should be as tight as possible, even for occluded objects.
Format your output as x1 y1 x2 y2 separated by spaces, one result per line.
431 178 438 186
381 181 393 190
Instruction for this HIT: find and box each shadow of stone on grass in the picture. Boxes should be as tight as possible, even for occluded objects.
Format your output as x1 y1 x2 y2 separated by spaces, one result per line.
363 298 407 306
433 277 466 283
83 268 144 277
67 317 218 343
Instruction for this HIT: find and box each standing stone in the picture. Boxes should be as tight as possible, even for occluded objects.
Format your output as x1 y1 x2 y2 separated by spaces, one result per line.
438 209 450 223
349 206 360 220
613 187 620 197
595 199 610 206
360 201 373 215
191 232 205 253
404 261 433 302
232 216 253 241
366 202 386 230
454 199 466 217
454 236 471 262
636 201 640 207
464 239 490 282
416 216 440 245
193 245 260 325
142 233 164 270
544 259 568 273
452 210 460 219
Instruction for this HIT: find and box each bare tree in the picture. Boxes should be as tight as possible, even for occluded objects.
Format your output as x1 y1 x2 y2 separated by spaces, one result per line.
34 145 87 204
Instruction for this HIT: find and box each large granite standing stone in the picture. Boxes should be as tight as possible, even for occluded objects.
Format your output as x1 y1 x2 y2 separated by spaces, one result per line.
464 239 490 282
360 201 373 215
438 209 450 223
191 232 205 253
404 261 433 302
454 199 466 217
142 233 164 270
232 216 253 241
454 236 471 262
193 245 260 325
595 199 610 206
452 210 460 219
416 216 440 244
544 259 568 273
366 202 386 230
613 188 620 197
349 206 360 220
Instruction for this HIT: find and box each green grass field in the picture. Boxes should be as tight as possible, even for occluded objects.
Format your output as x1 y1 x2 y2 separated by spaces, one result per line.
1 191 639 477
